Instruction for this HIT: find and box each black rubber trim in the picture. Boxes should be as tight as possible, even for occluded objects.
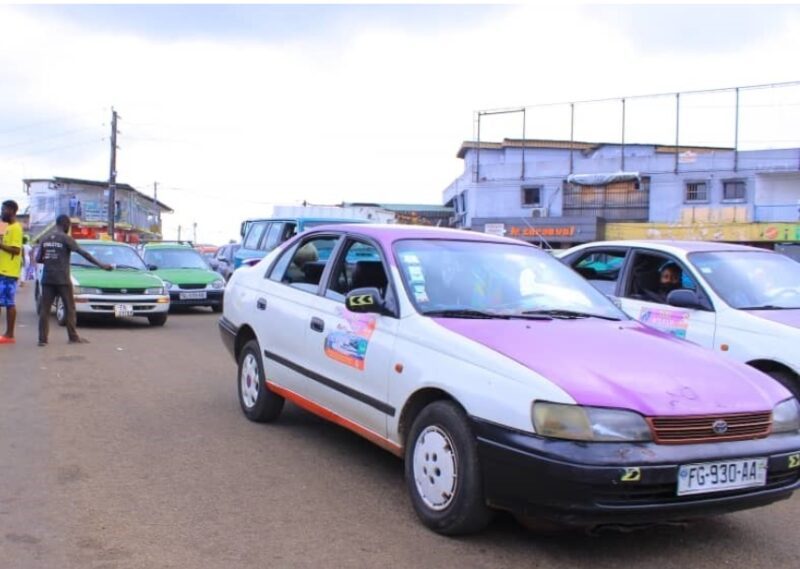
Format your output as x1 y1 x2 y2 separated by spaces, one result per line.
264 350 395 416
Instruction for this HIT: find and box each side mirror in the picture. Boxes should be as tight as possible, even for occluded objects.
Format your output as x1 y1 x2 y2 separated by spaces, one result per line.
345 287 387 315
667 289 705 310
148 264 158 271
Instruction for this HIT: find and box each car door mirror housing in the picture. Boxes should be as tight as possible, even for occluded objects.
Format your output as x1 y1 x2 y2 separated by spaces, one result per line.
346 287 387 315
667 289 704 309
148 264 158 271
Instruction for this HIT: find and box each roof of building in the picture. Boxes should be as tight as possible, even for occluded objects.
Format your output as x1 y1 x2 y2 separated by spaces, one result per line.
343 202 454 213
456 138 734 159
23 176 173 213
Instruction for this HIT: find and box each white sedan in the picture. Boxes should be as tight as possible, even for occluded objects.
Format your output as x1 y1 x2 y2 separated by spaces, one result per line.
560 240 800 397
220 227 800 534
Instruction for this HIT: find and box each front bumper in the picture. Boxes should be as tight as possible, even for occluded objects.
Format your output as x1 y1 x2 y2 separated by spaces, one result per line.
169 289 224 307
472 418 800 526
75 294 170 317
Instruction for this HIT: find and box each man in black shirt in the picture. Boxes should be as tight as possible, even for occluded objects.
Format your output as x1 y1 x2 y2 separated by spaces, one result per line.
36 215 112 346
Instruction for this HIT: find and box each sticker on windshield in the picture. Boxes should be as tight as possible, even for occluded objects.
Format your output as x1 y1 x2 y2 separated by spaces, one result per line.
413 284 430 303
324 308 377 371
408 265 426 284
639 307 690 339
401 253 420 264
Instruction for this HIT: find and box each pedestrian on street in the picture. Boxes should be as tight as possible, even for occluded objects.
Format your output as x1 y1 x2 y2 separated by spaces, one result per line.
18 236 31 288
37 214 113 346
0 200 23 344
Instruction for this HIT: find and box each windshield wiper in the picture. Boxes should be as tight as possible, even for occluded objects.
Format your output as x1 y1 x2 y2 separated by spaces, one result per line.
522 309 621 321
114 264 143 270
422 309 551 320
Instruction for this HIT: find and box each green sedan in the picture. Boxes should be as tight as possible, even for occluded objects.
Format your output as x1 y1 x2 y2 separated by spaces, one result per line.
36 240 171 327
142 243 225 312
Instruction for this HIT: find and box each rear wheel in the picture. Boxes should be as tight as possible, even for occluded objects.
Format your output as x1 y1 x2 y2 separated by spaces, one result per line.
405 400 492 535
148 313 168 327
238 339 284 422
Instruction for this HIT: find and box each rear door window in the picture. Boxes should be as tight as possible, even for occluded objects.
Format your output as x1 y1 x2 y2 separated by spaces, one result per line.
569 249 628 296
272 236 341 294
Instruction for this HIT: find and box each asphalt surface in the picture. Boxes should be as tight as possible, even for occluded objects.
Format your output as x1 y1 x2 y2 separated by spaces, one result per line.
1 284 799 569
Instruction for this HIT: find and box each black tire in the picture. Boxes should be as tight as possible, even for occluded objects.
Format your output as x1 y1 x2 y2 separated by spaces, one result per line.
404 400 492 535
767 369 800 399
212 304 223 313
148 313 168 327
237 339 284 423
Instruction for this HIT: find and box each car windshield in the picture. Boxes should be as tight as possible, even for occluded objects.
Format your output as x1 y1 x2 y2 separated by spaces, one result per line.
394 240 626 320
144 248 210 270
71 244 146 270
689 251 800 309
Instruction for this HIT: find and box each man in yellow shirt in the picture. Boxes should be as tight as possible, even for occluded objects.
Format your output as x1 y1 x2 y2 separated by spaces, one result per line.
0 200 23 344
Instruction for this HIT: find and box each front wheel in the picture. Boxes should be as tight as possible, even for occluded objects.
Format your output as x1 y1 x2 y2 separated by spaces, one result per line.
148 313 168 327
238 339 284 422
767 369 800 399
56 297 67 326
405 400 492 535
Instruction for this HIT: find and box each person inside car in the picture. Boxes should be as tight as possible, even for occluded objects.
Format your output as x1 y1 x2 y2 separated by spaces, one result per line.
652 263 682 303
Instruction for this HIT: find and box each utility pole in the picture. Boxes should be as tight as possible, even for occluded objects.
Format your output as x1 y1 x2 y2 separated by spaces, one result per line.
178 224 182 241
193 222 197 244
107 107 119 240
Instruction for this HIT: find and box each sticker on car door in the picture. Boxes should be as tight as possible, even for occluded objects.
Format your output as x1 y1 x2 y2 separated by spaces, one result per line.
639 307 690 339
324 309 377 371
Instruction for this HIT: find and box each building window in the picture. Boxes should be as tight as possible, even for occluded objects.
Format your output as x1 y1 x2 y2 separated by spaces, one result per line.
723 180 746 202
685 181 708 203
521 186 542 207
636 176 651 192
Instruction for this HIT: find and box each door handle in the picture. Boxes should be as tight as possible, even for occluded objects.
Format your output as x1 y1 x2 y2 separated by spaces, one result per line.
310 317 325 333
257 298 267 310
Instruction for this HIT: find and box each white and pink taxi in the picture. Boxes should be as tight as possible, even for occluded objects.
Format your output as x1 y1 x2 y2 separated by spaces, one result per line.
219 225 800 534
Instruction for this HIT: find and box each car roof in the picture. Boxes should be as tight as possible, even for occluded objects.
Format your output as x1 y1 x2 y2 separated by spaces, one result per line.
577 240 767 255
304 223 532 248
76 239 133 247
142 242 193 249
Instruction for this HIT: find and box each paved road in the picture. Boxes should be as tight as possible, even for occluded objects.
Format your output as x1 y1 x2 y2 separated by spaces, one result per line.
2 284 798 568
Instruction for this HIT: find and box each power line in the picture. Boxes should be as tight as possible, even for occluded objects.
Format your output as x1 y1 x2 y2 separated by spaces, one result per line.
0 111 102 136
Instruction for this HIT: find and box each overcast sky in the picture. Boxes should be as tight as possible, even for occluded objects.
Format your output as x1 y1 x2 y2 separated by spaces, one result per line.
1 4 800 243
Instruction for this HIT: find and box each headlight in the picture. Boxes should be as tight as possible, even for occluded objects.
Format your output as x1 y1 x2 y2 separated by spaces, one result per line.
162 280 174 290
145 287 166 295
772 398 800 433
208 279 225 290
75 286 102 295
532 402 652 442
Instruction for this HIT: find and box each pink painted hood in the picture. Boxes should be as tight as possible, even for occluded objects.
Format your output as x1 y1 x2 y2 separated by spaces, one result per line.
434 318 790 417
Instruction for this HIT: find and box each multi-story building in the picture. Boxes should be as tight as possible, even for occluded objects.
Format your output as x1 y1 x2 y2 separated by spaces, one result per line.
24 177 172 243
443 139 800 248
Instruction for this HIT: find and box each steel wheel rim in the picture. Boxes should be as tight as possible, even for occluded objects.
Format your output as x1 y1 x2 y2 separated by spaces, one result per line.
240 353 260 409
412 425 458 511
56 298 64 322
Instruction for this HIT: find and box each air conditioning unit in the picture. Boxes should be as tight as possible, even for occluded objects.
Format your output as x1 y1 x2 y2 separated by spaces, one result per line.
530 207 548 218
